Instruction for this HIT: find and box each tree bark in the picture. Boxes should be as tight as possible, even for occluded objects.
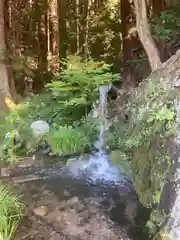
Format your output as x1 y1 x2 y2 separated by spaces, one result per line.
49 0 58 55
0 0 16 108
84 0 91 61
4 0 17 101
57 0 68 66
134 0 162 71
75 0 80 55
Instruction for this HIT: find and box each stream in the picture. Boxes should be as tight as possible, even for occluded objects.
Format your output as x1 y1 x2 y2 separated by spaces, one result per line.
13 85 150 239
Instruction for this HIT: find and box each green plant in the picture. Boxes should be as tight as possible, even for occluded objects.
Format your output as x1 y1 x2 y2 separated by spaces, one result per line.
75 115 99 143
46 56 119 108
45 125 91 155
0 108 33 163
0 182 24 240
151 2 180 43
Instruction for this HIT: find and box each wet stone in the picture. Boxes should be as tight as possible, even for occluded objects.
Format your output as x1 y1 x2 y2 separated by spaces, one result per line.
49 232 63 240
33 206 48 217
64 189 70 197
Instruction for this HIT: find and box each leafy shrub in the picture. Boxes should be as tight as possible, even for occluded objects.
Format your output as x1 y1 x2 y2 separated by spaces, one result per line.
46 56 119 111
75 115 99 143
0 182 24 240
45 125 91 155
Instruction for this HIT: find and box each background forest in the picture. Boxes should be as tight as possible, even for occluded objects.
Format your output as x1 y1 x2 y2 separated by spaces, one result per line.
2 0 180 99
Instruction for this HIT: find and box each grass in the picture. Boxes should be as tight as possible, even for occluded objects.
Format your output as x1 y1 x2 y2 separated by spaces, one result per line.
45 125 91 155
0 182 24 240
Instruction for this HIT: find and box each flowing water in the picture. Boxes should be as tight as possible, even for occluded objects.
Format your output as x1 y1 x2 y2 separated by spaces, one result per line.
64 84 125 184
12 84 150 239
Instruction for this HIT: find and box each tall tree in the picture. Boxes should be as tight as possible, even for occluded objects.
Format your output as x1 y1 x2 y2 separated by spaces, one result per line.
49 0 58 55
75 0 80 55
0 0 17 108
134 0 162 71
57 0 68 66
84 0 91 61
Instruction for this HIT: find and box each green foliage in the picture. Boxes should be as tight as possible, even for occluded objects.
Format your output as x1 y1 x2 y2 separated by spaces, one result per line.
0 57 110 161
0 182 24 240
0 109 33 163
110 76 177 207
45 126 90 155
152 2 180 43
76 115 99 143
47 56 119 108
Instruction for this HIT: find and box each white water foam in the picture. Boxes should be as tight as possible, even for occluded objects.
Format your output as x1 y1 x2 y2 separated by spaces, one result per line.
65 151 122 184
63 84 129 185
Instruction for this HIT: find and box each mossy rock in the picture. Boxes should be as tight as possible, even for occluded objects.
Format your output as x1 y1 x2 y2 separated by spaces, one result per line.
110 150 132 178
112 60 180 208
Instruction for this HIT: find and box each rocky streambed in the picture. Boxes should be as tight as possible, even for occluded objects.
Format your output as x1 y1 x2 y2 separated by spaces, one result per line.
1 153 150 240
14 179 132 240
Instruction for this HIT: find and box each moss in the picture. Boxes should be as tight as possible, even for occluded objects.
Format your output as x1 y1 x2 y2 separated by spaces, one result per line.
112 73 180 208
110 150 132 178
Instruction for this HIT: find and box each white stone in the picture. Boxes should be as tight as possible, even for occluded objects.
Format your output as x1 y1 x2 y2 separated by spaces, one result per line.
30 120 50 137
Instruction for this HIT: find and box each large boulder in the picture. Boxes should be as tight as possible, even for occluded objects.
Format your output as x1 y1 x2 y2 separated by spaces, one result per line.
30 120 50 137
113 50 180 239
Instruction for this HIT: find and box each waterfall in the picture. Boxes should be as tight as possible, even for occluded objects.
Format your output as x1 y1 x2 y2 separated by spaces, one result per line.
95 84 111 151
63 83 128 184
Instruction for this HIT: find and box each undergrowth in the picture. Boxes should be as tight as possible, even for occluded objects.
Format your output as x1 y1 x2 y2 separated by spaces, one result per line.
0 182 24 240
45 126 90 155
0 56 116 162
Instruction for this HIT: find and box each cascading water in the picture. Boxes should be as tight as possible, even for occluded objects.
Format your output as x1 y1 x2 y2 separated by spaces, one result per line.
95 84 110 150
64 84 129 184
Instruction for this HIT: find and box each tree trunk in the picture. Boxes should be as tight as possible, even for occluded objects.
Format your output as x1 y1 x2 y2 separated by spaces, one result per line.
134 0 162 71
84 0 91 61
4 0 17 101
34 0 48 92
76 0 80 55
0 0 16 109
49 0 58 55
57 0 67 67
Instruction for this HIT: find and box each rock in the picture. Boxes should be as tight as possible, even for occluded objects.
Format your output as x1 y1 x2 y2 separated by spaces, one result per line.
30 120 50 137
67 196 79 207
111 51 180 238
33 206 48 217
76 202 85 213
64 190 70 197
124 198 139 226
16 157 36 168
110 150 132 178
50 231 62 240
1 167 10 177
